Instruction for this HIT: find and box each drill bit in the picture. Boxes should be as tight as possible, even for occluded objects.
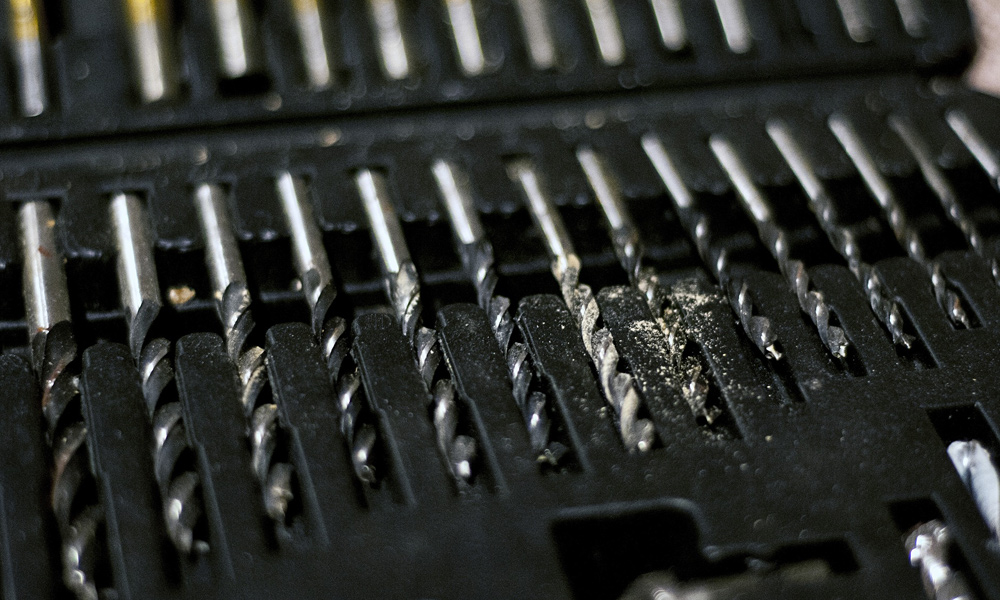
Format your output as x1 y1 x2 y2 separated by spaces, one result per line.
209 0 263 79
767 119 916 349
367 0 410 80
290 0 334 90
947 440 1000 540
713 0 752 54
276 172 376 484
834 0 874 43
905 520 976 600
108 192 207 553
195 183 295 522
893 0 927 38
20 200 104 600
830 113 970 329
648 0 687 52
640 133 783 361
8 0 47 116
356 168 477 484
945 109 1000 191
891 114 1000 286
507 158 656 453
122 0 178 103
513 0 558 70
443 0 486 76
575 147 715 423
708 136 850 361
581 0 625 66
432 158 565 464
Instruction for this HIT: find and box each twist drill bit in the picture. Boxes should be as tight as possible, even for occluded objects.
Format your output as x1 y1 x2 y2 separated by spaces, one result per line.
109 192 207 552
905 521 976 600
830 114 970 329
507 158 655 453
513 0 557 70
209 0 263 79
290 0 334 90
276 172 376 484
641 133 783 361
8 0 47 116
444 0 486 76
946 109 1000 191
367 0 410 80
576 147 715 422
767 119 916 349
20 201 104 600
356 168 477 484
648 0 687 52
122 0 178 103
194 183 295 522
708 136 850 361
582 0 625 66
891 114 1000 285
432 159 564 464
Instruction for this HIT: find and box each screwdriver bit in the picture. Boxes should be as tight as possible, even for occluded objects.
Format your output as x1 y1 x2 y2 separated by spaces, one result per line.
582 0 625 66
356 168 477 485
444 0 486 76
905 520 975 600
367 0 410 80
576 147 715 423
8 0 47 116
109 192 208 552
641 133 783 362
195 183 295 522
708 136 850 361
767 119 917 350
122 0 178 103
946 109 1000 191
20 200 104 600
290 0 334 90
276 172 376 484
507 158 656 453
432 158 565 464
830 113 970 329
209 0 263 79
648 0 687 52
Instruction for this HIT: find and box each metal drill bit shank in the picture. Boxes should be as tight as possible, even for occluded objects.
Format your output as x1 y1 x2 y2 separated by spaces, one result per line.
367 0 410 80
209 0 262 79
8 0 47 116
290 0 334 89
123 0 178 103
946 109 1000 191
444 0 486 76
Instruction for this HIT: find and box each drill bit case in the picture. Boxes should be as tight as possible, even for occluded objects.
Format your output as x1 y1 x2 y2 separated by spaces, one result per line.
0 1 999 599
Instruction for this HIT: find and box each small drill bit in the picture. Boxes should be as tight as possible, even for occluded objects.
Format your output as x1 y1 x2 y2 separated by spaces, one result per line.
905 520 976 600
209 0 263 79
713 0 752 54
109 192 207 553
443 0 486 77
122 0 178 103
356 168 477 485
708 136 850 361
893 0 927 38
367 0 410 80
576 147 715 422
582 0 625 66
290 0 334 90
20 201 104 600
947 440 1000 540
432 158 564 464
507 158 656 453
767 119 915 349
513 0 558 70
276 172 376 484
8 0 47 116
648 0 687 52
830 113 969 329
195 183 295 522
640 133 783 361
946 109 1000 191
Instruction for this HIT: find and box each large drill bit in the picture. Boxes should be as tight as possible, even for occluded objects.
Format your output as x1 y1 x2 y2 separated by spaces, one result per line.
122 0 178 103
195 183 295 521
713 0 752 54
513 0 558 70
289 0 334 90
209 0 263 79
766 119 915 349
367 0 410 80
443 0 486 76
507 158 655 453
355 168 477 484
575 147 715 422
905 520 976 600
581 0 625 66
109 192 206 552
830 113 969 329
640 133 783 361
945 109 1000 191
947 440 1000 541
19 200 104 600
648 0 687 52
276 172 376 484
431 158 564 464
8 0 47 116
708 136 850 361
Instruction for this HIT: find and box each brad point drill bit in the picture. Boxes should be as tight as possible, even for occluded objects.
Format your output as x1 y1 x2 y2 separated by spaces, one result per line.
905 520 976 600
356 168 477 484
830 114 970 329
209 0 263 79
290 0 334 90
713 0 752 54
276 171 377 484
507 158 656 453
708 136 850 361
641 133 784 361
513 0 557 70
20 200 104 600
8 0 47 116
367 0 410 80
195 183 296 522
648 0 687 52
767 119 916 350
109 192 207 553
432 158 564 464
444 0 486 77
582 0 625 66
834 0 874 43
946 109 1000 191
122 0 178 103
576 147 715 423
